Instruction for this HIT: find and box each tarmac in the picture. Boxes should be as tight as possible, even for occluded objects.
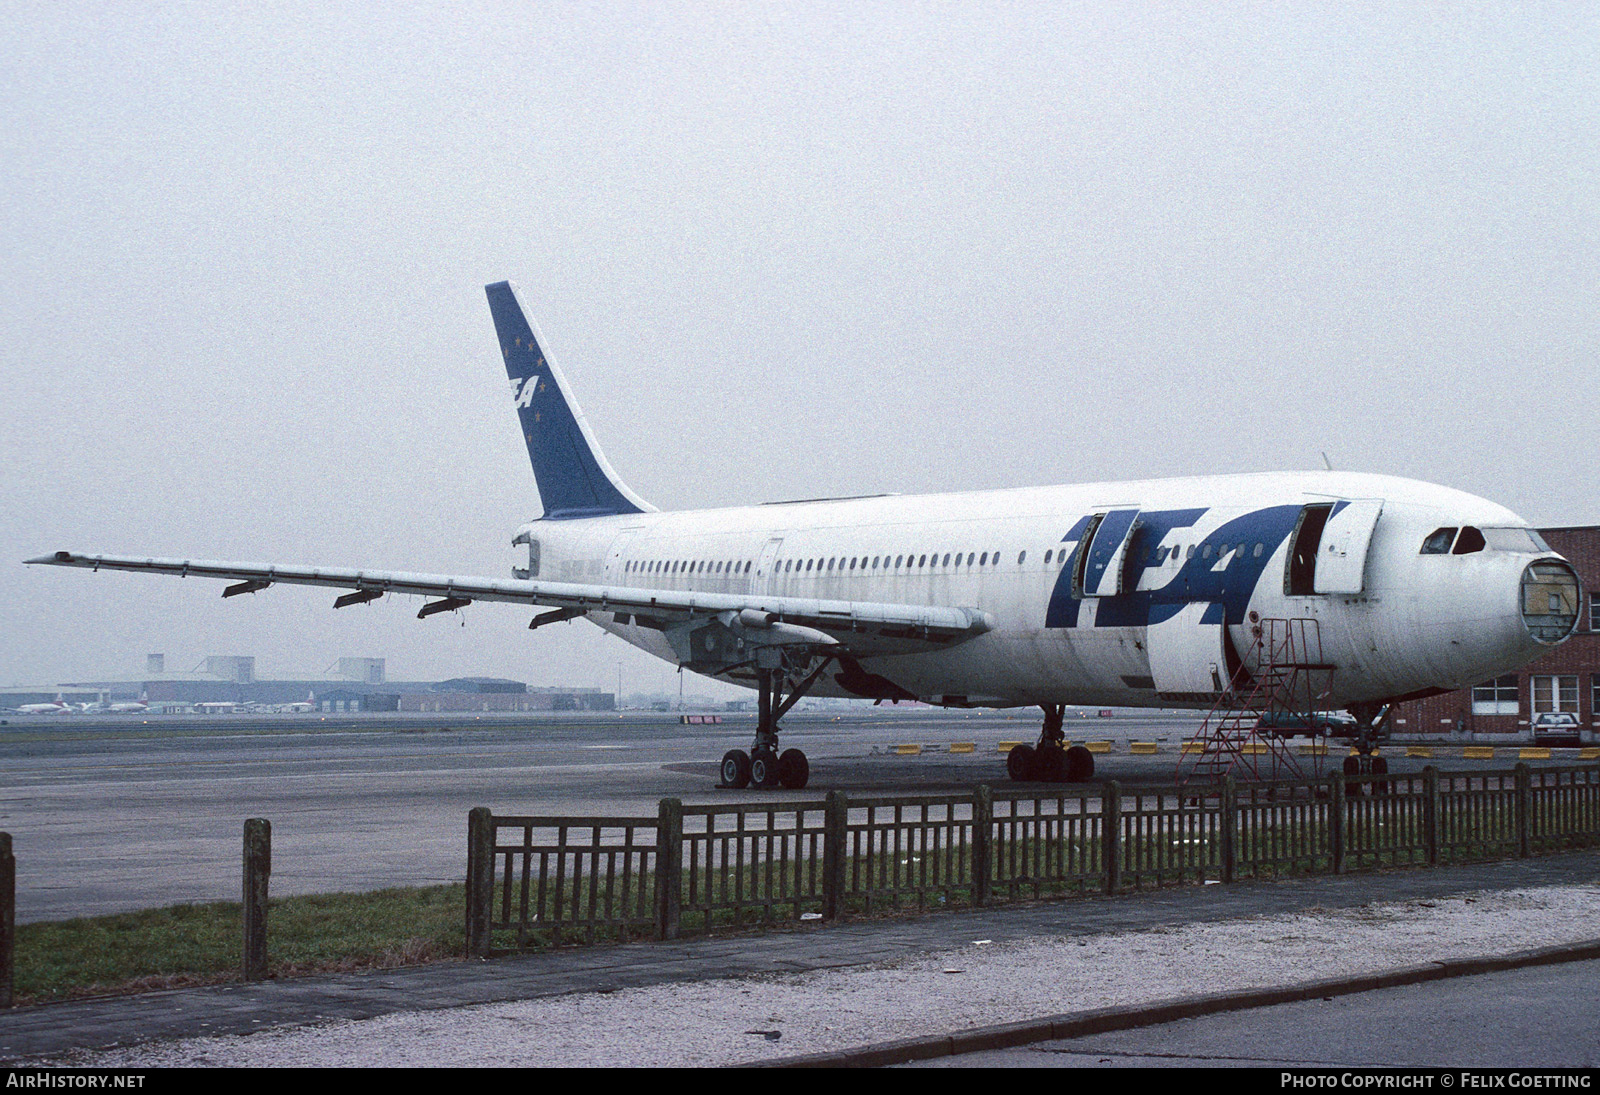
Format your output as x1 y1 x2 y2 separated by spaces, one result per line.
3 849 1598 1066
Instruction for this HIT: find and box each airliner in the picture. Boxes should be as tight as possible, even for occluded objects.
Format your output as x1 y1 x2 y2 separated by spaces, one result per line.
28 282 1582 789
11 696 73 715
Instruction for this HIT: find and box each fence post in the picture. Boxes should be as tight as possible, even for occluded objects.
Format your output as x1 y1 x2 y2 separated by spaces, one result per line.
1423 766 1440 867
1102 781 1121 896
822 790 848 921
466 807 493 958
972 785 992 907
242 818 270 981
1328 776 1345 875
1219 776 1237 884
1515 763 1531 858
655 798 683 940
1 833 13 1008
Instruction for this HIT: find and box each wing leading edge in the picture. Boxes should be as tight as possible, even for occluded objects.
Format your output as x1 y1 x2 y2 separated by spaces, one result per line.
26 551 991 658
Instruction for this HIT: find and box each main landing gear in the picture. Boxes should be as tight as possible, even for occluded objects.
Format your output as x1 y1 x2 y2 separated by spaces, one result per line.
1006 703 1096 784
720 657 830 791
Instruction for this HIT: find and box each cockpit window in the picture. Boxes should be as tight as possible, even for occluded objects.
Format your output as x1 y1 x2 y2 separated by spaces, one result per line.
1452 526 1487 555
1483 527 1551 554
1421 528 1457 554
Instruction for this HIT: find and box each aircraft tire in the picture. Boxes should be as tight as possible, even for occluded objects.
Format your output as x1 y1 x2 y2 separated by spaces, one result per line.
1065 745 1094 782
1034 744 1066 782
1370 754 1389 795
777 748 810 790
1006 744 1035 782
721 749 752 789
1343 754 1362 798
751 747 780 790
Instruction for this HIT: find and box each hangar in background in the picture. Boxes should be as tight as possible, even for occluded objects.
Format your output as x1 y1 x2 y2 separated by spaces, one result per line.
3 652 613 714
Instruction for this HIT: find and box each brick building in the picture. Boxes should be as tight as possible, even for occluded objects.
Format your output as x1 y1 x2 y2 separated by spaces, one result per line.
1391 526 1598 744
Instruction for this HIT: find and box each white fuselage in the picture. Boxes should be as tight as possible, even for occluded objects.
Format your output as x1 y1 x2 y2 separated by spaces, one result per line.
515 470 1571 710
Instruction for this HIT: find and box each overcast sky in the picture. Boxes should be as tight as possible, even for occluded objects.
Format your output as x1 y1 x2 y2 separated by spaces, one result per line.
3 3 1596 693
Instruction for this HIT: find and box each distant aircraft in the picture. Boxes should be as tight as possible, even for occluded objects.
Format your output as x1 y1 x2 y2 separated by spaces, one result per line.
12 695 73 715
29 282 1582 789
80 691 149 714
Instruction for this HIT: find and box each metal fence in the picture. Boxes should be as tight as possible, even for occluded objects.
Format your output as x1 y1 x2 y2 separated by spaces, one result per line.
464 762 1600 955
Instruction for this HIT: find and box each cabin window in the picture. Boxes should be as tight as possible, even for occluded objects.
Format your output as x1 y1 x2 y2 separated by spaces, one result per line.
979 552 988 565
1202 545 1213 560
1044 550 1053 565
1453 526 1487 554
1253 543 1264 558
1018 551 1026 564
1421 528 1456 554
848 558 857 570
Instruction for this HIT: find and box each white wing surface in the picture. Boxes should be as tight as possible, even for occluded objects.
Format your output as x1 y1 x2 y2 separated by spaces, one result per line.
27 551 991 657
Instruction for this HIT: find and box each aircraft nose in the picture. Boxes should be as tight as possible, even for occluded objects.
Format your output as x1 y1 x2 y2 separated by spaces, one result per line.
1520 558 1581 645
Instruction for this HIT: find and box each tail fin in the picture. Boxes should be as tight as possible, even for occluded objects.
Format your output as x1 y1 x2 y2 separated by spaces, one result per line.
485 281 653 520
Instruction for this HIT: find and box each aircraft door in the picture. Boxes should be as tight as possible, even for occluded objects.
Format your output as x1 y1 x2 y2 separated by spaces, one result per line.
1076 508 1142 597
1314 499 1384 594
754 537 785 594
1145 602 1228 699
604 530 641 582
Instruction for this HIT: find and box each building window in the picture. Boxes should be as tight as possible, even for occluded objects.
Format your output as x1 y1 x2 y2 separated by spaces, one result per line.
1589 591 1598 632
1531 675 1579 715
1471 675 1519 716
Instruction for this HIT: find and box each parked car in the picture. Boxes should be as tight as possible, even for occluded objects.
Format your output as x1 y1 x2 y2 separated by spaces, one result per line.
1254 710 1362 739
1531 711 1582 747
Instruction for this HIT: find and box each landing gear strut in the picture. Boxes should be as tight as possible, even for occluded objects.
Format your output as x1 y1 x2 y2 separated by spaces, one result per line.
1342 701 1392 794
719 655 831 791
1007 703 1095 783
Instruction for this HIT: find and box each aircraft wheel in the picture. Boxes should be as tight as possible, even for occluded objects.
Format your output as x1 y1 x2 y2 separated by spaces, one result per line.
1343 754 1362 798
721 749 751 789
1370 754 1389 795
1034 744 1066 782
750 747 780 789
1065 745 1095 782
1006 743 1036 782
777 748 810 790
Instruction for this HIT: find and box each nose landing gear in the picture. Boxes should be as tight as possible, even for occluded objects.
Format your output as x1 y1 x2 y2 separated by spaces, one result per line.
1007 703 1096 783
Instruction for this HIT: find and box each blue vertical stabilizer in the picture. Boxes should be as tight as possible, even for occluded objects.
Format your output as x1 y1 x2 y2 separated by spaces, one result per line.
485 281 653 520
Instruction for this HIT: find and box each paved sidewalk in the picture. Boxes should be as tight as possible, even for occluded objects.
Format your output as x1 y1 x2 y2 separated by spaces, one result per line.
3 852 1597 1062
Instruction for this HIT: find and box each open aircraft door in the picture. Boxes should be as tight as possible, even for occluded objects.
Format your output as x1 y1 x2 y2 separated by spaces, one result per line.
1314 499 1384 594
1075 508 1142 598
1146 602 1228 699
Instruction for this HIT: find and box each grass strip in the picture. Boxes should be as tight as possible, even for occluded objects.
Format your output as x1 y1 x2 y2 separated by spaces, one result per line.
12 884 465 1006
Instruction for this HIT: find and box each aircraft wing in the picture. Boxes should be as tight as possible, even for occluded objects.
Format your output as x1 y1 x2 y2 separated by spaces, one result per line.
26 551 991 658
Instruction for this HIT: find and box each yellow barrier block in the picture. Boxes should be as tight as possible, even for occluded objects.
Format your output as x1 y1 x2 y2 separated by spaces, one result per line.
1130 742 1158 755
1407 746 1434 758
893 743 922 756
1181 742 1206 755
1463 746 1496 759
1086 741 1112 754
997 741 1023 753
1582 747 1600 760
1300 742 1330 756
950 742 975 754
1520 747 1552 760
